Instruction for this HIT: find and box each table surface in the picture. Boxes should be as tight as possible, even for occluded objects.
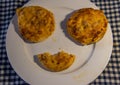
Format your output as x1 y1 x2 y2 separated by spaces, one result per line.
0 0 120 85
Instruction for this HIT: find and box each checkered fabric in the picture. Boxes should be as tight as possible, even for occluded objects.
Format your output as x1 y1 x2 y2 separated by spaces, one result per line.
0 0 30 85
0 0 120 85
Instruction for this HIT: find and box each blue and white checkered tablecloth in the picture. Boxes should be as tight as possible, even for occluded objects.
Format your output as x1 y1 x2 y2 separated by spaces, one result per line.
0 0 120 85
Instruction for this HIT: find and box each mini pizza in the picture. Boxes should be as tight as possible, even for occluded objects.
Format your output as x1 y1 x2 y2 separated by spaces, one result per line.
16 6 55 42
67 8 108 45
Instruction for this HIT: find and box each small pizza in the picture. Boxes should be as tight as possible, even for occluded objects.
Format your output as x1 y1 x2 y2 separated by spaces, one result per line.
37 51 75 72
16 6 55 42
67 8 108 45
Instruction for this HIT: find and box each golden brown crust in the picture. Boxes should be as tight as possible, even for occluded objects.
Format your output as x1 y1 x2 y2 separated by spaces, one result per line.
67 8 108 45
16 6 55 42
37 51 75 72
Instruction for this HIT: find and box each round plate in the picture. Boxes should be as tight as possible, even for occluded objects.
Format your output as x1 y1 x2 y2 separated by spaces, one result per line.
6 0 113 85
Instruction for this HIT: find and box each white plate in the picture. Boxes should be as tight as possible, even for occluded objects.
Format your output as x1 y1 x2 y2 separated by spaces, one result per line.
6 0 113 85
